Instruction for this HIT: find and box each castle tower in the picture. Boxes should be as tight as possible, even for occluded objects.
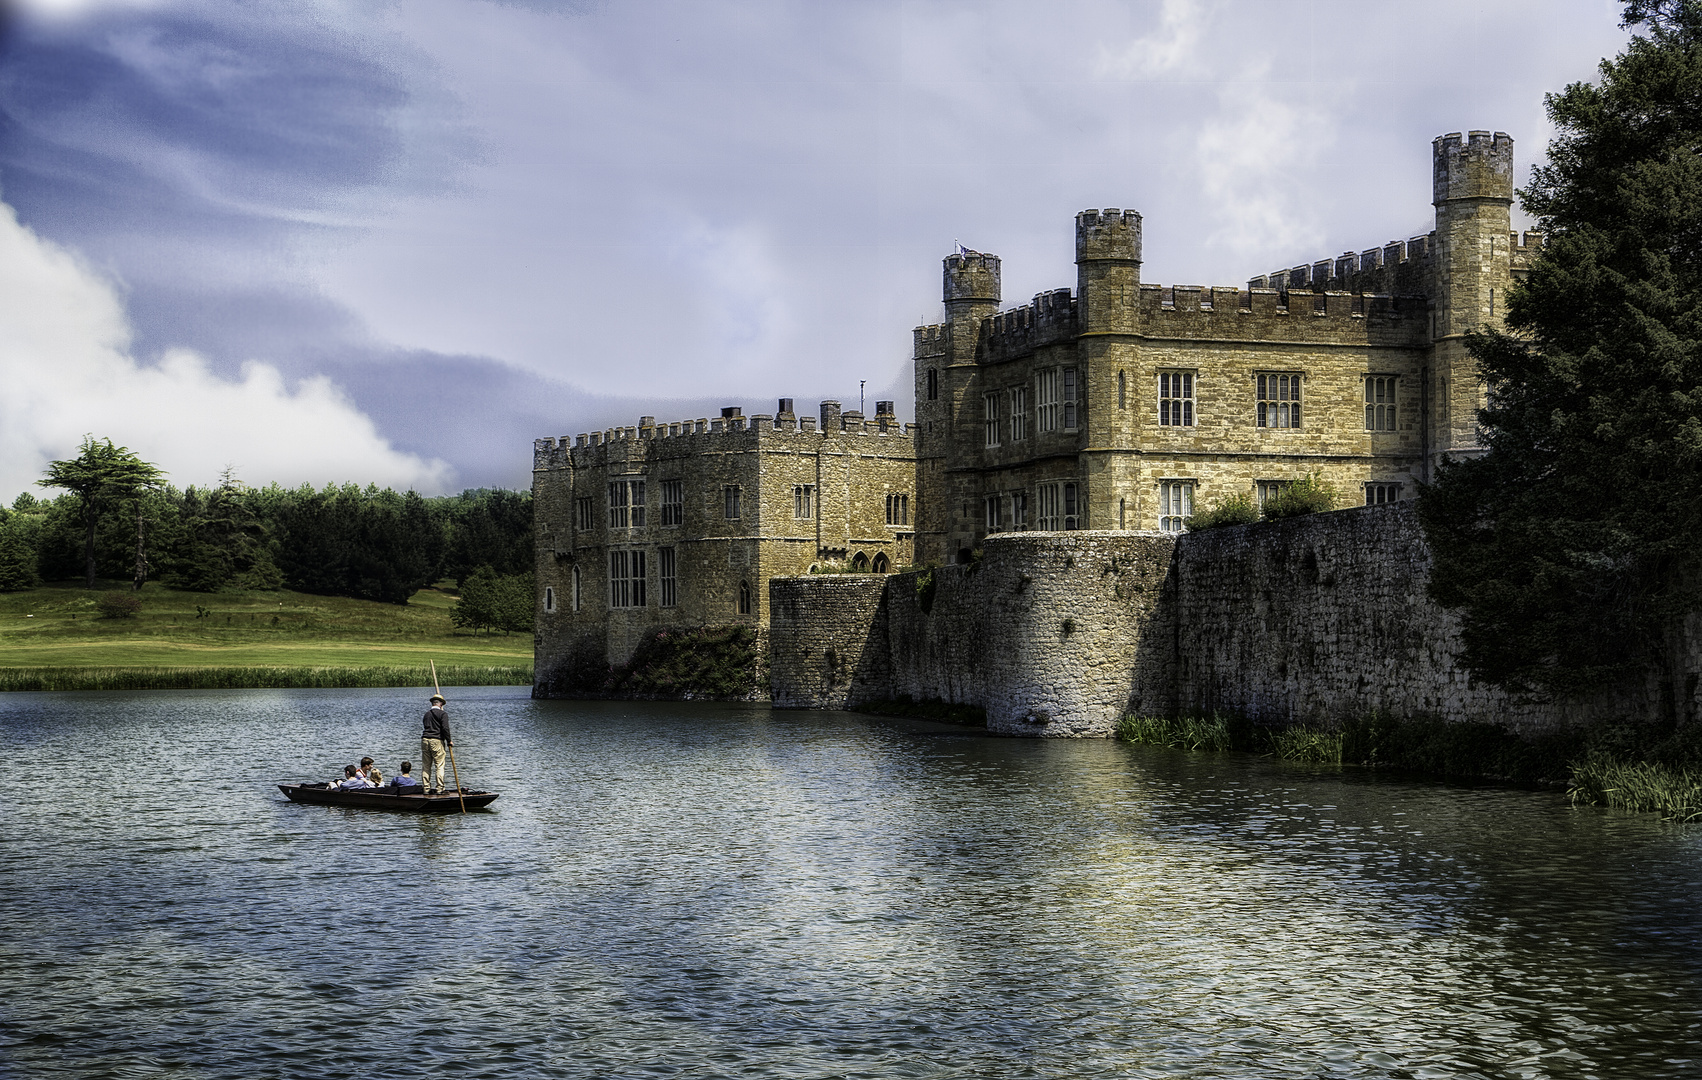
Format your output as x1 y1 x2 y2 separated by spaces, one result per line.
914 250 1001 564
1075 209 1142 526
1075 209 1142 334
1431 131 1514 466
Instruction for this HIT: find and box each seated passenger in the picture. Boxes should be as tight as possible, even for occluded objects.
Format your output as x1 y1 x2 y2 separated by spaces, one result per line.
362 756 384 786
389 761 420 792
339 764 375 790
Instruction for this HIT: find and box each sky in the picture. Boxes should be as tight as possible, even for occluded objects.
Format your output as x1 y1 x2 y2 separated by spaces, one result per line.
0 0 1634 499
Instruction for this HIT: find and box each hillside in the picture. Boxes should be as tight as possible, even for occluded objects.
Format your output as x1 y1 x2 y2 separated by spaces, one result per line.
0 582 532 689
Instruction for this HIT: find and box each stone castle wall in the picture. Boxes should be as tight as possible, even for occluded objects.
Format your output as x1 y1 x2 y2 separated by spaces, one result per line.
769 576 889 710
770 504 1699 735
771 531 1175 736
1169 503 1574 730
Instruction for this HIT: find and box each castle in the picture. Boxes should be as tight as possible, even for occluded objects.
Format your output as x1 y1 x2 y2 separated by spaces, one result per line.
534 131 1538 694
912 129 1538 564
531 402 918 691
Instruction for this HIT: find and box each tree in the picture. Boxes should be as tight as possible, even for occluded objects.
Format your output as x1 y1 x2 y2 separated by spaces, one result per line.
451 565 533 634
0 511 40 591
38 438 166 590
1420 2 1702 697
168 471 282 592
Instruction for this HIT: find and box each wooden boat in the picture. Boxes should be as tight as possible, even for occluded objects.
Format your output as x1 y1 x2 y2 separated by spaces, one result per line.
278 783 499 813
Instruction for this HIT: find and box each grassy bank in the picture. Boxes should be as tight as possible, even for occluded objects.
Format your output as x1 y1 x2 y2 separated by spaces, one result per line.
0 581 532 689
0 664 532 692
1117 711 1702 820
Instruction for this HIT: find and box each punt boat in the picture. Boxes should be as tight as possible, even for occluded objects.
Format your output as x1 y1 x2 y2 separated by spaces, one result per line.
278 783 500 812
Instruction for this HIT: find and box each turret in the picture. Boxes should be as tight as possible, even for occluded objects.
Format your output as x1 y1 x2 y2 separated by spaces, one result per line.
1430 131 1515 469
943 250 1001 310
1075 209 1142 334
943 251 1001 364
1433 130 1514 205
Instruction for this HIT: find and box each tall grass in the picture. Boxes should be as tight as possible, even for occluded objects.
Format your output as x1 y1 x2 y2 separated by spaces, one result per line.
1268 726 1343 764
1117 713 1231 752
1568 755 1702 820
0 664 533 692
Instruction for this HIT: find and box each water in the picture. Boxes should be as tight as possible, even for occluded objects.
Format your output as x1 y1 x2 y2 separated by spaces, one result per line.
2 687 1700 1079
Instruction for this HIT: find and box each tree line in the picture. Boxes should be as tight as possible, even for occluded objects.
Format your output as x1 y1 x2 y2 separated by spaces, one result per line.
0 439 534 617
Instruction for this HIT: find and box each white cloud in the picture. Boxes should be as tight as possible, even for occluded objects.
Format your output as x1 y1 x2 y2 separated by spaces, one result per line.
1195 88 1327 264
0 199 452 501
1095 0 1205 78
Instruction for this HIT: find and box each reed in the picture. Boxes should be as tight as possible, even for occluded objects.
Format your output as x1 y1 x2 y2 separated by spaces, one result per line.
1268 726 1343 765
0 664 532 692
1567 755 1702 821
1117 713 1232 752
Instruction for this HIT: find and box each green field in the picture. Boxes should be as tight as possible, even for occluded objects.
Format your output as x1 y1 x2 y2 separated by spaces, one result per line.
0 582 532 688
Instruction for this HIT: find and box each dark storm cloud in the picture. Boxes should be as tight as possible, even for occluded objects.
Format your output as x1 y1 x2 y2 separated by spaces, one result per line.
0 4 429 249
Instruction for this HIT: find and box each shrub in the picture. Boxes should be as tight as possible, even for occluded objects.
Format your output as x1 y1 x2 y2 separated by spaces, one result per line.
1185 493 1259 530
95 591 142 619
1261 473 1336 520
603 625 764 697
915 568 936 614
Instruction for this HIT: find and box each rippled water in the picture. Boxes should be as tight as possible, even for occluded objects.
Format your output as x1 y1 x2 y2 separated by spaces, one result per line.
2 686 1700 1078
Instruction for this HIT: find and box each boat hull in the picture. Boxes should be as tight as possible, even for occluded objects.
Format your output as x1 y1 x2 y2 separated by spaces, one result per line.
278 784 499 812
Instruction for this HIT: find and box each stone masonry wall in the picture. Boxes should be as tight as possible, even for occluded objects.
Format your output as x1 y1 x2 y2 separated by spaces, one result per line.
1169 502 1702 730
769 576 889 710
771 532 1176 736
772 504 1702 737
1170 503 1556 729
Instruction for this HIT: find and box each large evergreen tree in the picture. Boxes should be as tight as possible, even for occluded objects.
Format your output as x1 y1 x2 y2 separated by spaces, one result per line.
37 437 166 590
1421 0 1702 697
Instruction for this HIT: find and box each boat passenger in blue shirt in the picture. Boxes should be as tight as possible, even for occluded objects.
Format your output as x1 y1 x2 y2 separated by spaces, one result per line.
389 761 420 792
339 765 375 790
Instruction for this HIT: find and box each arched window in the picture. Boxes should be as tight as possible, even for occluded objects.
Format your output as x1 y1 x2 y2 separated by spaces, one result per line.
851 551 869 572
872 552 890 574
927 369 939 401
571 566 581 612
738 580 753 615
544 586 555 613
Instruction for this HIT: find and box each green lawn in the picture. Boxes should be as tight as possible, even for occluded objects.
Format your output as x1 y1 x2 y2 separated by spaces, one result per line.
0 581 532 670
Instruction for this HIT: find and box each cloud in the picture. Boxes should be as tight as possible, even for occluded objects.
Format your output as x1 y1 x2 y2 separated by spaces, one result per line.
1094 0 1205 79
0 198 452 500
1195 85 1327 264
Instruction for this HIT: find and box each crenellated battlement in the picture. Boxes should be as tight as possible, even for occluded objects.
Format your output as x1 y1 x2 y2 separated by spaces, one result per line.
1244 233 1444 302
1137 283 1426 343
1434 130 1514 204
1509 229 1546 274
944 250 1001 303
977 289 1078 362
534 403 918 470
913 322 950 358
1075 208 1142 264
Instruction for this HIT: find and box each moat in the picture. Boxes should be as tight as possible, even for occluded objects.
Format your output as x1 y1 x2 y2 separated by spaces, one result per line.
3 686 1700 1078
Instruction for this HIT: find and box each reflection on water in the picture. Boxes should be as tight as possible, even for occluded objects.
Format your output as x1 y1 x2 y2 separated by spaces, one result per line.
1 687 1699 1078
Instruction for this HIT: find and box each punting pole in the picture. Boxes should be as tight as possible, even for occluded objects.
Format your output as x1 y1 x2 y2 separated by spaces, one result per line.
431 660 468 814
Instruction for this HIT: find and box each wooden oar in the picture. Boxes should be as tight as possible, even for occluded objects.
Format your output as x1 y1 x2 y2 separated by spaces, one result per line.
430 660 468 814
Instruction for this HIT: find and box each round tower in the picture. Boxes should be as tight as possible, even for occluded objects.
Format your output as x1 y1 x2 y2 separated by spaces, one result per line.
1075 209 1142 334
1431 131 1515 465
1433 130 1515 205
943 251 1001 318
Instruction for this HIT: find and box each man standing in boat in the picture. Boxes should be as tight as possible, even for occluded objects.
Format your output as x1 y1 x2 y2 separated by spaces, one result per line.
421 694 453 794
